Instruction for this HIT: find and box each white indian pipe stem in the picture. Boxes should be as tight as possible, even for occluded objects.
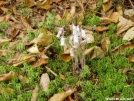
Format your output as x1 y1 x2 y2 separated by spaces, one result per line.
60 37 65 46
56 27 63 38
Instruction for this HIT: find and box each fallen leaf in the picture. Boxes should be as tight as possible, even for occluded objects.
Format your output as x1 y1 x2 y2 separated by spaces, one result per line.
32 55 48 67
0 14 10 22
19 75 29 83
124 9 134 17
31 85 39 101
37 0 52 9
123 68 134 74
0 38 11 46
25 0 37 7
123 27 134 41
101 37 110 51
84 47 94 56
60 49 72 62
100 12 120 23
40 73 50 91
20 16 32 30
0 1 7 7
0 71 17 82
95 26 109 32
59 73 65 80
53 0 62 3
27 44 40 54
70 3 76 17
91 46 104 59
117 16 134 35
12 54 36 67
103 0 112 13
0 88 14 94
85 30 94 43
31 28 52 46
129 55 134 62
48 89 75 101
111 43 134 54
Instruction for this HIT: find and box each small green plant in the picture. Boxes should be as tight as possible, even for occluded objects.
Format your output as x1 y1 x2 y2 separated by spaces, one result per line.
18 8 32 17
0 22 9 31
38 12 56 30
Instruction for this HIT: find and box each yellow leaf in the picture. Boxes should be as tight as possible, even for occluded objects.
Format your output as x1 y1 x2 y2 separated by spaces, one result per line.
91 46 104 59
0 71 17 82
48 89 74 101
40 73 50 91
101 37 110 51
103 0 112 12
0 88 14 94
19 75 29 83
59 73 65 80
25 0 37 7
31 28 52 46
96 26 109 32
60 49 72 62
37 0 52 9
0 38 11 46
123 27 134 41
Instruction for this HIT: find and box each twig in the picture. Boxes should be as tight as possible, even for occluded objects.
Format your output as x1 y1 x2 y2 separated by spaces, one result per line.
45 66 58 76
129 0 134 10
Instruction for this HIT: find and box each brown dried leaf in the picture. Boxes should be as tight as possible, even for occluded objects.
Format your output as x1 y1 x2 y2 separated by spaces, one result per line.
85 30 94 43
70 3 76 17
0 38 11 46
103 0 112 13
12 54 36 67
40 73 50 91
60 49 72 62
123 27 134 41
31 28 52 46
123 68 134 74
25 0 37 7
117 16 134 35
27 44 40 54
0 88 14 94
31 85 39 101
100 12 120 23
0 1 7 7
37 0 52 9
84 47 94 56
101 37 110 51
111 43 134 54
19 75 29 83
32 55 48 67
0 71 17 82
52 0 62 3
20 16 32 30
96 26 109 32
91 46 104 59
124 9 134 17
48 89 74 101
129 55 134 62
0 14 10 22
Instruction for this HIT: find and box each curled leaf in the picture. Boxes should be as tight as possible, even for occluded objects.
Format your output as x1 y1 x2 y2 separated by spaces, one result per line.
101 37 110 51
27 44 40 54
96 26 109 32
117 16 134 35
48 89 75 101
40 73 50 91
0 71 17 82
60 49 72 62
31 29 52 46
123 27 134 41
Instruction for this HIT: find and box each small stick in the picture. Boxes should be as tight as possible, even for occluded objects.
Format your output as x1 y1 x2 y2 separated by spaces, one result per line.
45 66 58 76
129 0 134 10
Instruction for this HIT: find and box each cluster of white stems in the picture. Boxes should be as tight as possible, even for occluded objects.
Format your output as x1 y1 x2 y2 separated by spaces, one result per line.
57 24 90 70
